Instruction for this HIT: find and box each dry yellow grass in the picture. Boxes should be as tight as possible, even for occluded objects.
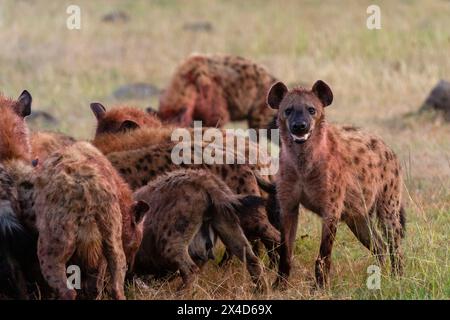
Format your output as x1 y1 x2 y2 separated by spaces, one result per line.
0 0 448 299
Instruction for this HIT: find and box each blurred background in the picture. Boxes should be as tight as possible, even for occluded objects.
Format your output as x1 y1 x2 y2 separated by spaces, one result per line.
0 0 448 299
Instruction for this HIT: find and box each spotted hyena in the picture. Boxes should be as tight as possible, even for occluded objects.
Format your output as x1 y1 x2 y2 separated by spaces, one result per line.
0 90 32 163
92 128 280 265
267 80 405 288
30 131 76 162
34 142 148 300
158 54 278 130
133 169 267 292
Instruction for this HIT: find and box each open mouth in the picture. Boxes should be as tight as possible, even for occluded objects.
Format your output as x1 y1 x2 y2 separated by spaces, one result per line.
290 132 311 144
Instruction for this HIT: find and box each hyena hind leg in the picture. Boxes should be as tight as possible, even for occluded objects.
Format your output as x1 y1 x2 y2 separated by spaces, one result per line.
212 214 266 293
37 231 77 300
101 231 127 300
344 214 387 266
377 204 405 276
173 249 200 292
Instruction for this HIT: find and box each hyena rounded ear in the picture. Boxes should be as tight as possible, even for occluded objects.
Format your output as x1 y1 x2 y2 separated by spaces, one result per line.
90 102 106 120
267 82 288 109
15 90 32 117
312 80 333 107
119 120 140 132
133 200 149 224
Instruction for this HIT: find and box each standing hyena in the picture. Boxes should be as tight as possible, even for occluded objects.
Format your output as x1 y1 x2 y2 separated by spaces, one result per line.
267 80 405 288
34 142 148 300
133 169 267 292
158 54 278 130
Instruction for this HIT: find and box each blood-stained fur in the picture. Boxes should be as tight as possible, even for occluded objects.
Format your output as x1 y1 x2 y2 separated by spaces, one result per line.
30 131 76 162
267 80 405 288
159 54 278 130
33 142 148 300
0 91 32 163
133 169 267 292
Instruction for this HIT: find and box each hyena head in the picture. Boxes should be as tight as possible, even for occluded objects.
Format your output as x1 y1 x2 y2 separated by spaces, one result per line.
122 200 149 271
90 103 162 137
158 85 196 126
267 80 333 144
0 91 32 162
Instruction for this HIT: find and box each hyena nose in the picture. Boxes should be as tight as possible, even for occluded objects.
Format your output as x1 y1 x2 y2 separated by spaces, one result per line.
291 121 308 133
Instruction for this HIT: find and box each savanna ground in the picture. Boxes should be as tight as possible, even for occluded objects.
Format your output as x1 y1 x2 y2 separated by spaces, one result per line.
0 0 449 299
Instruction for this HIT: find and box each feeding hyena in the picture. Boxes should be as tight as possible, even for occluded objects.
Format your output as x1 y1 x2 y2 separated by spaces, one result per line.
158 54 278 131
33 142 148 300
90 112 281 265
267 80 405 288
133 169 267 292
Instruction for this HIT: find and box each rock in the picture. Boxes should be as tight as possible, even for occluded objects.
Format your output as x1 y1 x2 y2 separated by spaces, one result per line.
113 83 161 100
421 80 450 120
182 21 213 33
102 10 130 23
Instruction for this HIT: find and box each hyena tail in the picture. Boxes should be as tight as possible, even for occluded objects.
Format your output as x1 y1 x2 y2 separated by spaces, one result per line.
254 172 276 195
254 172 280 230
76 222 103 269
399 206 406 238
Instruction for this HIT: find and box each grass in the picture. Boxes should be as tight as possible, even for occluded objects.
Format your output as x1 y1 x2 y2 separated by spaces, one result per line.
0 0 449 299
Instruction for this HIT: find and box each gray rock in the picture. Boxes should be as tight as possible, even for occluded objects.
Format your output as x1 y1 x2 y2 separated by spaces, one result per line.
422 80 450 120
102 10 130 23
182 21 213 33
113 83 161 100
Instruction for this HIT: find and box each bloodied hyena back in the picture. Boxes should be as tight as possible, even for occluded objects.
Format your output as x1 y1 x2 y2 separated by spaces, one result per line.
158 54 278 130
267 80 405 288
133 169 267 292
33 142 148 300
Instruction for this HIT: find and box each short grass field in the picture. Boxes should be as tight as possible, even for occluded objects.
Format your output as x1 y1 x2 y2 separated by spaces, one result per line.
0 0 449 299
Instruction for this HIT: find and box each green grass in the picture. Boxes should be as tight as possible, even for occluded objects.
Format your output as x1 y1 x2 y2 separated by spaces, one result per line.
0 0 448 299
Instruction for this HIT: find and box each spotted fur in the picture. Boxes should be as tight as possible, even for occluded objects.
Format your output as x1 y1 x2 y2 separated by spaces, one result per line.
33 142 147 300
268 80 405 288
133 169 267 292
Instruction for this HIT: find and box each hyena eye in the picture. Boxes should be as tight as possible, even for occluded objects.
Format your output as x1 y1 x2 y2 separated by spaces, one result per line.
308 107 316 115
284 107 293 116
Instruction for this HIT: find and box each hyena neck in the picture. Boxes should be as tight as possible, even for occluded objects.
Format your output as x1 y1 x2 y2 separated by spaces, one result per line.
293 120 330 171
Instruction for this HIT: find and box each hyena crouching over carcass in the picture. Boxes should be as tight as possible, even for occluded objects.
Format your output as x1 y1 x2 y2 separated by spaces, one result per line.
133 169 267 292
158 54 278 130
34 142 148 300
267 80 405 288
